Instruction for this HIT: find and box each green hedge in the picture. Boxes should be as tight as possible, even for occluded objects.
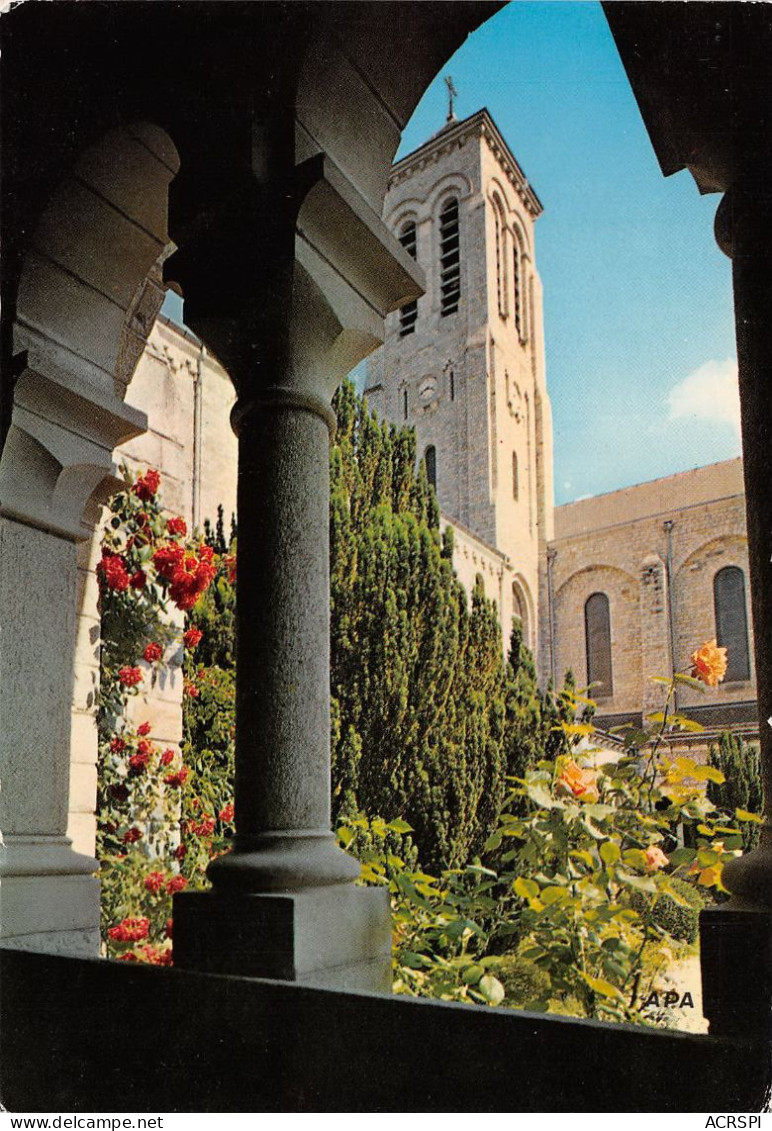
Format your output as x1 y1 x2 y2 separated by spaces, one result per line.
632 876 705 944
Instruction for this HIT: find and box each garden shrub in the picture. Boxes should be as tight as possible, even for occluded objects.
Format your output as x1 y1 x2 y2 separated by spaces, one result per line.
631 876 706 944
708 731 763 851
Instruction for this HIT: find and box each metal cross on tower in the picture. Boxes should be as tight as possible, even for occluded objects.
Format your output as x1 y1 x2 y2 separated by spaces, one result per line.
445 75 458 122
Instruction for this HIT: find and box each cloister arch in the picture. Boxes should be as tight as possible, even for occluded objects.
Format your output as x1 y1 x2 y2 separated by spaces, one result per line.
1 1 771 1107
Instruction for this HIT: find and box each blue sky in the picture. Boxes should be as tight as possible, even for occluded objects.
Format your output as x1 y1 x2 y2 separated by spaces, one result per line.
163 1 740 505
396 1 740 504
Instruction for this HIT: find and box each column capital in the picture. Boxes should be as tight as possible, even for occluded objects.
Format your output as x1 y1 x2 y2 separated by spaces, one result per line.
0 351 146 542
165 150 423 403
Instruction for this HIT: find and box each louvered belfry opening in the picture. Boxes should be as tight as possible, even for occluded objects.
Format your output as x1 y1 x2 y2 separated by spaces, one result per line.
399 221 419 336
439 197 460 316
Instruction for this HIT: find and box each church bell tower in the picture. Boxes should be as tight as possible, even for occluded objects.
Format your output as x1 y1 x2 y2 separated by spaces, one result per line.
365 106 554 662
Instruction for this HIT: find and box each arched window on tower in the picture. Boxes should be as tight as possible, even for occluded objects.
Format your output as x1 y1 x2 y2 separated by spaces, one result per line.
512 450 519 500
714 566 751 682
439 197 460 316
398 220 418 337
492 196 507 318
425 445 437 491
512 583 530 650
585 592 613 698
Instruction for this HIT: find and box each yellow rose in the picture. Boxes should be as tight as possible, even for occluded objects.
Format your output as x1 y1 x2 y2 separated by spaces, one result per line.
689 639 728 687
644 845 669 872
557 760 599 803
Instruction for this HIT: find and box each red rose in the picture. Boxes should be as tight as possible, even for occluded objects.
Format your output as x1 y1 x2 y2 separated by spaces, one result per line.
183 627 203 650
223 553 237 584
121 827 143 844
166 874 188 894
97 553 130 592
118 666 142 688
153 543 185 580
219 802 235 823
143 642 163 663
191 815 216 838
118 952 139 962
130 570 147 590
107 916 149 942
128 751 150 774
164 767 189 788
137 945 173 966
165 918 174 938
184 679 200 698
109 736 126 753
109 783 130 804
136 739 154 756
137 721 151 737
160 748 175 766
173 844 186 861
166 516 187 537
133 469 161 502
144 871 165 895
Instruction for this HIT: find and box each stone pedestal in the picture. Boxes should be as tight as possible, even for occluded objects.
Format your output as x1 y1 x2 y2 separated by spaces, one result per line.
700 906 772 1039
173 884 392 990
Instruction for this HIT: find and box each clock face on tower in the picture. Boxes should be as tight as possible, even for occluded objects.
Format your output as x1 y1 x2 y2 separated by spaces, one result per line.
419 376 438 405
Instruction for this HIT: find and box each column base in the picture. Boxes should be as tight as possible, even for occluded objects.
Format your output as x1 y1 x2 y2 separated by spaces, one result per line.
700 905 772 1038
0 835 100 956
173 883 392 992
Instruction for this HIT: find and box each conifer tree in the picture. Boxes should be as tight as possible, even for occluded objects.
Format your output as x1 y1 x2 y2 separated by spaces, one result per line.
708 731 762 850
330 381 508 870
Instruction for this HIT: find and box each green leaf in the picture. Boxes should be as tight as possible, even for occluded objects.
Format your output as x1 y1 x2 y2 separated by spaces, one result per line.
580 816 606 840
513 876 540 901
580 973 621 999
617 870 657 894
736 808 764 823
478 974 506 1005
673 673 708 692
525 783 560 810
337 826 355 847
465 863 498 878
461 963 484 985
669 714 705 734
691 764 724 783
401 951 433 969
386 818 413 834
541 886 567 906
600 840 621 866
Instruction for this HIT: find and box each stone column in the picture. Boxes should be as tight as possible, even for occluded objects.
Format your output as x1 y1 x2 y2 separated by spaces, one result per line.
0 363 146 954
700 177 772 1038
171 146 423 990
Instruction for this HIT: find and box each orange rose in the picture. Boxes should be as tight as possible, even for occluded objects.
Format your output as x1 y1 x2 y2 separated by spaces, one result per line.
689 639 728 687
644 845 669 872
557 760 599 802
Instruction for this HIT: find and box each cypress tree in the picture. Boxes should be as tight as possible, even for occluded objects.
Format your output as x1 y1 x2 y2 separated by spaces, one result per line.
330 382 508 870
708 731 762 851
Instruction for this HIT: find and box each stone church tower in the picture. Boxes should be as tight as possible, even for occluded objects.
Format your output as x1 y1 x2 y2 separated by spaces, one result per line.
365 108 554 661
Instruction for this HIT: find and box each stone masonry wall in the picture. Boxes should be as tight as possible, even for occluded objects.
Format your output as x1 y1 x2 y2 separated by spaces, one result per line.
67 316 237 857
547 459 756 738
